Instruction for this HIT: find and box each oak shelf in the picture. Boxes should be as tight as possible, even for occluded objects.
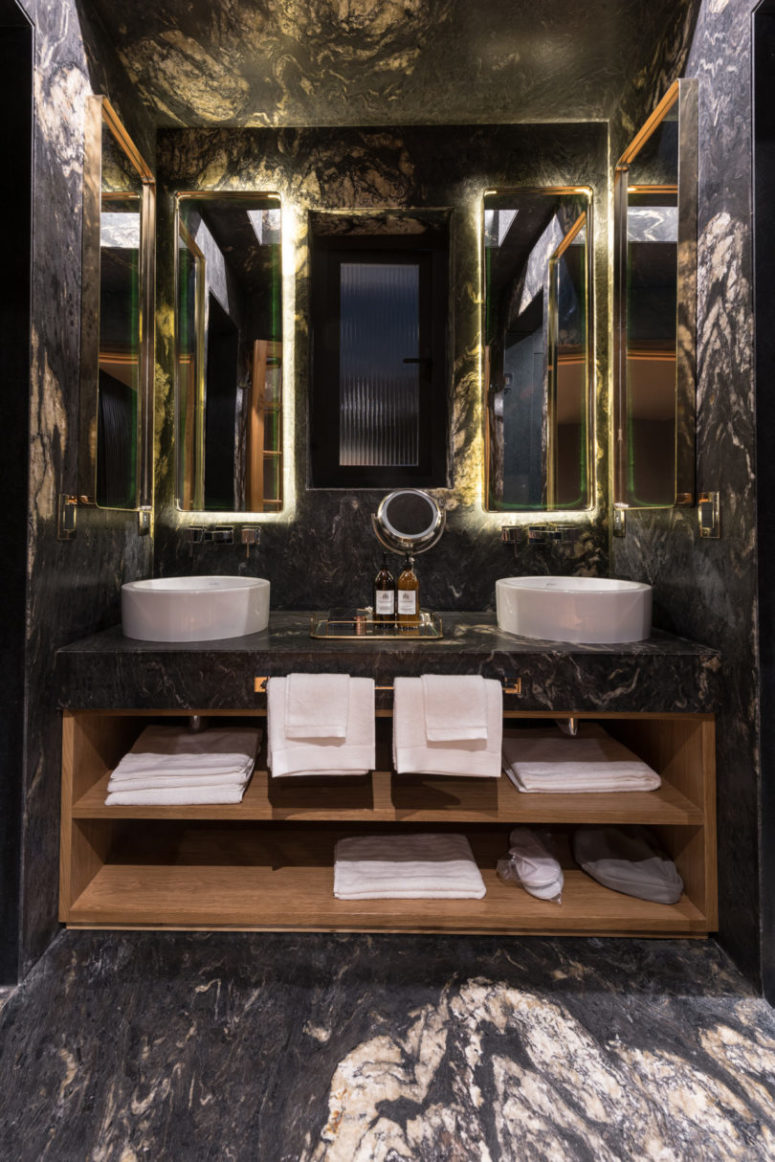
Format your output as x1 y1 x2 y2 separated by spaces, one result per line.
59 708 717 937
73 767 703 826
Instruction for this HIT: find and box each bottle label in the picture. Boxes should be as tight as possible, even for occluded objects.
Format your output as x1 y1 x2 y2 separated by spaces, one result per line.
398 589 417 614
375 590 395 615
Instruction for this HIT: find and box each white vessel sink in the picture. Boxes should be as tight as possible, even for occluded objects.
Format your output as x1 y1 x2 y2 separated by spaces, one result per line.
122 576 270 642
495 576 652 644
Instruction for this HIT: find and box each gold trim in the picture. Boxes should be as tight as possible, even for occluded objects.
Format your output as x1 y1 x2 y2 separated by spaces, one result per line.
617 81 679 167
626 184 679 196
253 675 522 695
101 97 154 185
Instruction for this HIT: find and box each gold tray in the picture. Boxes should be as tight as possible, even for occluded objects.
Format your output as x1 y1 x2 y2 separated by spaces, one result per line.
309 611 443 640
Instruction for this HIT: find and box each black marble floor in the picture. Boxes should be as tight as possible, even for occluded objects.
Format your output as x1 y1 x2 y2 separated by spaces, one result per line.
0 932 773 1161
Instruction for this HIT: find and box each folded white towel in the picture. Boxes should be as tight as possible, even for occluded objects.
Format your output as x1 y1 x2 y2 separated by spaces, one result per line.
107 770 251 791
110 726 262 781
502 724 661 793
267 676 375 777
105 783 249 806
393 676 503 777
104 726 261 804
420 675 488 742
285 673 350 740
334 833 486 899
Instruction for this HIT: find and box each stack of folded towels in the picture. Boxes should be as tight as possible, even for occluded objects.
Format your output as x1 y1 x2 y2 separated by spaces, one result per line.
105 725 262 805
334 833 486 899
502 721 661 793
393 674 503 777
267 673 375 777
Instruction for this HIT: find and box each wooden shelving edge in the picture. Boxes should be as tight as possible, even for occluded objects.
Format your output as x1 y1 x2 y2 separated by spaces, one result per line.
59 707 717 935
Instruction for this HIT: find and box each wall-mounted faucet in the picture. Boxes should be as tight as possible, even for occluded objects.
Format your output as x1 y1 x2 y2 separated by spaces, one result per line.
183 525 261 559
501 525 576 552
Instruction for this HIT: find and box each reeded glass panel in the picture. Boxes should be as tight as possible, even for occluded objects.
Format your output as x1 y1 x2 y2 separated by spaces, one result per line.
339 262 420 467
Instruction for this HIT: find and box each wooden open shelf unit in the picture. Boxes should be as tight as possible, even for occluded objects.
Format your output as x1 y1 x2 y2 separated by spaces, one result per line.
59 708 717 936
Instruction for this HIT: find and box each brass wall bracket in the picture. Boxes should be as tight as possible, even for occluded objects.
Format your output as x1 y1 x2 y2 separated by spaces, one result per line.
698 491 721 539
57 494 78 541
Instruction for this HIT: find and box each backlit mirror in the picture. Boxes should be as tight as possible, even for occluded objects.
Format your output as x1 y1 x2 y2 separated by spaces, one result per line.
79 97 155 510
614 78 698 508
483 188 593 511
175 194 283 513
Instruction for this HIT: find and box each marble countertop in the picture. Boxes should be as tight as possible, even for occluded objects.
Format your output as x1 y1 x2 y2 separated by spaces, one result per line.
55 612 721 713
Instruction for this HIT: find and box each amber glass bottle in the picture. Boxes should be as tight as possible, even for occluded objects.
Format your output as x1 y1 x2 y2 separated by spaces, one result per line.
397 555 420 625
373 555 396 622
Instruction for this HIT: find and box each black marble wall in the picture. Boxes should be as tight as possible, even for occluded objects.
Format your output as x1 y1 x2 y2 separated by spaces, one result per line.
0 2 32 986
7 0 156 981
753 0 775 1005
153 123 610 609
81 0 698 131
611 0 763 985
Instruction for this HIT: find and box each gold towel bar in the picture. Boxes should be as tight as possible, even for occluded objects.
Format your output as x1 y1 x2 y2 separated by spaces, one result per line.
253 676 522 695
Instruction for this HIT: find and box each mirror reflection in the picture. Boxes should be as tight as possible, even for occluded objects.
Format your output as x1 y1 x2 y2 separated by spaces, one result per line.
175 194 283 513
614 79 697 508
80 98 154 510
98 126 143 507
483 188 592 512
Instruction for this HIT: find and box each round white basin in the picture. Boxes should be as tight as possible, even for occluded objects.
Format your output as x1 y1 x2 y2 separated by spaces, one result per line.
122 576 270 642
495 576 652 644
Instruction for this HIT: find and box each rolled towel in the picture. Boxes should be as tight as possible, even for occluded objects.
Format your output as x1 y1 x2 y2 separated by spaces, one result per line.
420 675 488 742
502 723 661 793
267 676 375 777
334 833 486 899
507 827 564 902
572 825 684 904
285 673 350 740
393 676 503 777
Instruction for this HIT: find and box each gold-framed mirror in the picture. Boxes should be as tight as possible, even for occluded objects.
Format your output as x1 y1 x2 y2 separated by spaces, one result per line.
483 187 593 511
78 97 155 511
174 193 283 514
613 78 698 509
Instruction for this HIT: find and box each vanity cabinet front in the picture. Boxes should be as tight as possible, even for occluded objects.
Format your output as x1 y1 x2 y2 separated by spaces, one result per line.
59 707 716 937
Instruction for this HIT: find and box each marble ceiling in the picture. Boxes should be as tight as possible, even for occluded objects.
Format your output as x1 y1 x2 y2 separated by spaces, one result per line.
78 0 699 128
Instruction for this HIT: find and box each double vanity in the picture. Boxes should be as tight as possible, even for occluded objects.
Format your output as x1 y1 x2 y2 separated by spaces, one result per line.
56 595 719 939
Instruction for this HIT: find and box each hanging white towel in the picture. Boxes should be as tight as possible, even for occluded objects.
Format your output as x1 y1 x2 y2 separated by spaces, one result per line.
334 833 486 899
284 673 350 740
267 675 375 777
502 723 661 793
393 676 502 777
420 674 488 742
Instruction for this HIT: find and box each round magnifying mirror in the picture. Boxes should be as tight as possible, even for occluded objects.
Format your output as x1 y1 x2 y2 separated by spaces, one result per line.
371 488 446 555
